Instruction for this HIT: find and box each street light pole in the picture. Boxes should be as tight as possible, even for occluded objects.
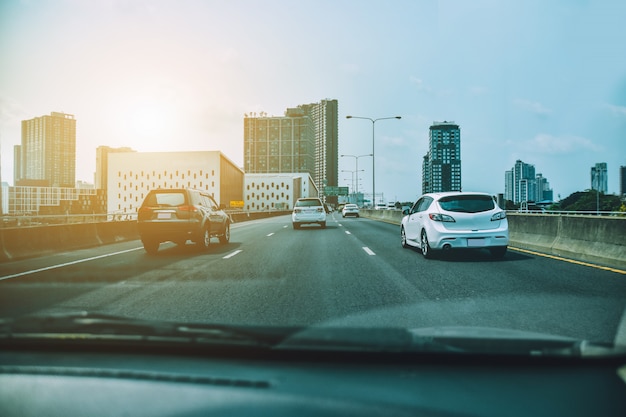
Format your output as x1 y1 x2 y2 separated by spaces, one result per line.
341 154 371 206
346 115 401 207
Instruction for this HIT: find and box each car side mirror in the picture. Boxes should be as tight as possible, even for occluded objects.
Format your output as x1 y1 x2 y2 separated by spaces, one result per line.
402 208 410 215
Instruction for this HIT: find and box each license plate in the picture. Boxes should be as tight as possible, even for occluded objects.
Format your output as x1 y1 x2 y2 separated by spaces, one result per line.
467 238 486 247
157 212 172 219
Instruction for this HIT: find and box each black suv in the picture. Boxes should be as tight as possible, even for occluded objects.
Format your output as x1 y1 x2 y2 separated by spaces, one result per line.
137 188 230 254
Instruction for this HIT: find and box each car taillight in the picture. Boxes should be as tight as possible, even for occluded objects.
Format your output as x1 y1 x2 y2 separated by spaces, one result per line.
178 205 197 212
138 207 152 214
294 208 301 213
491 211 506 221
316 208 323 213
429 213 455 222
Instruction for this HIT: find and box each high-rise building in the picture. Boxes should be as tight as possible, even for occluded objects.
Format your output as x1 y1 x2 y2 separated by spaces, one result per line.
504 160 553 204
422 121 461 194
591 162 608 193
19 112 76 187
620 166 626 197
505 160 535 204
95 146 136 190
13 145 22 185
299 99 339 200
243 99 338 202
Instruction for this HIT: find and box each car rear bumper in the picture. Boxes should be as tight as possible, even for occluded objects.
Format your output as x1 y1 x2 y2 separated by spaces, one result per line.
428 228 509 250
138 220 200 242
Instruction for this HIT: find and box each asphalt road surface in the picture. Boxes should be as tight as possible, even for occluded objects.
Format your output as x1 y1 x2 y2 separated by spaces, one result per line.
1 213 625 343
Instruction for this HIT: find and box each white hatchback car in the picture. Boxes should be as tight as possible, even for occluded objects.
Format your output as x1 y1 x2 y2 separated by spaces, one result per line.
292 197 327 229
341 203 360 218
401 192 508 259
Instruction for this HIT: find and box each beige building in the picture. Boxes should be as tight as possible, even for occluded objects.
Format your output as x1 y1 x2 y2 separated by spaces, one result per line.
106 151 244 215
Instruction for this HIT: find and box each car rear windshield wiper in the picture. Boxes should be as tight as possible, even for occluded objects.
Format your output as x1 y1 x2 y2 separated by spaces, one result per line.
0 312 289 348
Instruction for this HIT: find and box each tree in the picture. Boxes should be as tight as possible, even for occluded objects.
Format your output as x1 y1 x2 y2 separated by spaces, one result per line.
555 190 621 212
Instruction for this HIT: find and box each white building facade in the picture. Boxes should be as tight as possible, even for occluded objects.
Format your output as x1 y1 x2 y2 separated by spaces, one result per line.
107 151 244 215
244 173 318 211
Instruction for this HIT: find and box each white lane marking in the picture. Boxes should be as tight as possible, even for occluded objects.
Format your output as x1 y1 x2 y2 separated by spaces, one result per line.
283 225 288 228
267 233 274 237
223 250 243 259
345 231 352 235
362 247 376 256
0 247 144 281
338 223 343 227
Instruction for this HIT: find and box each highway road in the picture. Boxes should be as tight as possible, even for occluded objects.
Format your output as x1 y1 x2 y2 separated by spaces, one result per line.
1 213 626 343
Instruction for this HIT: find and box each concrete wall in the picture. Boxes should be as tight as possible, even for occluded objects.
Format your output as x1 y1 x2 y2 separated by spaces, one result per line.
361 209 626 270
0 211 291 263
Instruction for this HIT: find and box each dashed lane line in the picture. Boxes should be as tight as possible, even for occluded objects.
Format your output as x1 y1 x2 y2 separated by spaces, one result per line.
362 247 376 256
223 250 243 259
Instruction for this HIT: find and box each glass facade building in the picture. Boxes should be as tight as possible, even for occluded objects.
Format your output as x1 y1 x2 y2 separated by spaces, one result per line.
422 121 461 194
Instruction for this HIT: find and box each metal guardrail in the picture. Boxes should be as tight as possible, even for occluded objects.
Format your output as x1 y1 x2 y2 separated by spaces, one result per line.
508 210 625 216
0 209 289 228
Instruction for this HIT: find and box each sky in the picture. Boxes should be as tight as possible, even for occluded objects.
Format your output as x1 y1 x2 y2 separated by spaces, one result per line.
1 0 625 202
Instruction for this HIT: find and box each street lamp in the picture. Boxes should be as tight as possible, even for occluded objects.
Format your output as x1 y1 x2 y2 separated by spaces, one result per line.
341 154 371 204
342 169 364 204
346 115 401 207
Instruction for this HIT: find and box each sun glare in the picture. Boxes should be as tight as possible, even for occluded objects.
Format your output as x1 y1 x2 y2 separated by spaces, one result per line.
122 98 177 149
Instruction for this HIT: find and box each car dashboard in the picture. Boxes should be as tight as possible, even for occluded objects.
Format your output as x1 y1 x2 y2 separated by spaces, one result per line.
2 341 626 417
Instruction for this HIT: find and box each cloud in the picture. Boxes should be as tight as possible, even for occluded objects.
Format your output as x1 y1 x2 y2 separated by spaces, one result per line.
517 133 603 154
409 76 432 92
604 103 626 118
514 98 552 116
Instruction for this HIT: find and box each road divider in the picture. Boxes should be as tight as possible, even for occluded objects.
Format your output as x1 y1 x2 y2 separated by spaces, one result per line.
0 211 291 263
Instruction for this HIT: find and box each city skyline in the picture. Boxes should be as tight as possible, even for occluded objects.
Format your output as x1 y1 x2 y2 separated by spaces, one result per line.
1 1 625 201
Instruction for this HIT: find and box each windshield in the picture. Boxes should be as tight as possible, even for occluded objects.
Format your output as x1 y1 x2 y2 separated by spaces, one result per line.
438 195 495 213
1 0 626 359
295 199 323 207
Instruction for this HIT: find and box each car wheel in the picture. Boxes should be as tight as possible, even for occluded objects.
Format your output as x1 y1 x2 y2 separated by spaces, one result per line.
320 221 326 228
142 240 159 255
421 229 433 259
489 246 507 259
401 227 408 248
219 222 230 244
293 222 300 229
199 228 211 250
356 214 359 218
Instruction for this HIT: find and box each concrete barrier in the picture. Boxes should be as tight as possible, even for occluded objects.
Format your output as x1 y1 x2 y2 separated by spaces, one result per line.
361 209 626 270
507 213 626 270
0 222 137 263
0 210 291 263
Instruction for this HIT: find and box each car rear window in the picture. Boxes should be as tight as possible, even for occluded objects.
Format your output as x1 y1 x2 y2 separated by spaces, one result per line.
144 192 186 207
438 195 495 213
296 199 322 207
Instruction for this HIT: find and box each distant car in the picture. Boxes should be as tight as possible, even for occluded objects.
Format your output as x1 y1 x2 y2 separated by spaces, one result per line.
341 203 360 218
292 197 327 229
387 202 397 210
137 188 230 254
401 192 508 259
375 202 387 210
